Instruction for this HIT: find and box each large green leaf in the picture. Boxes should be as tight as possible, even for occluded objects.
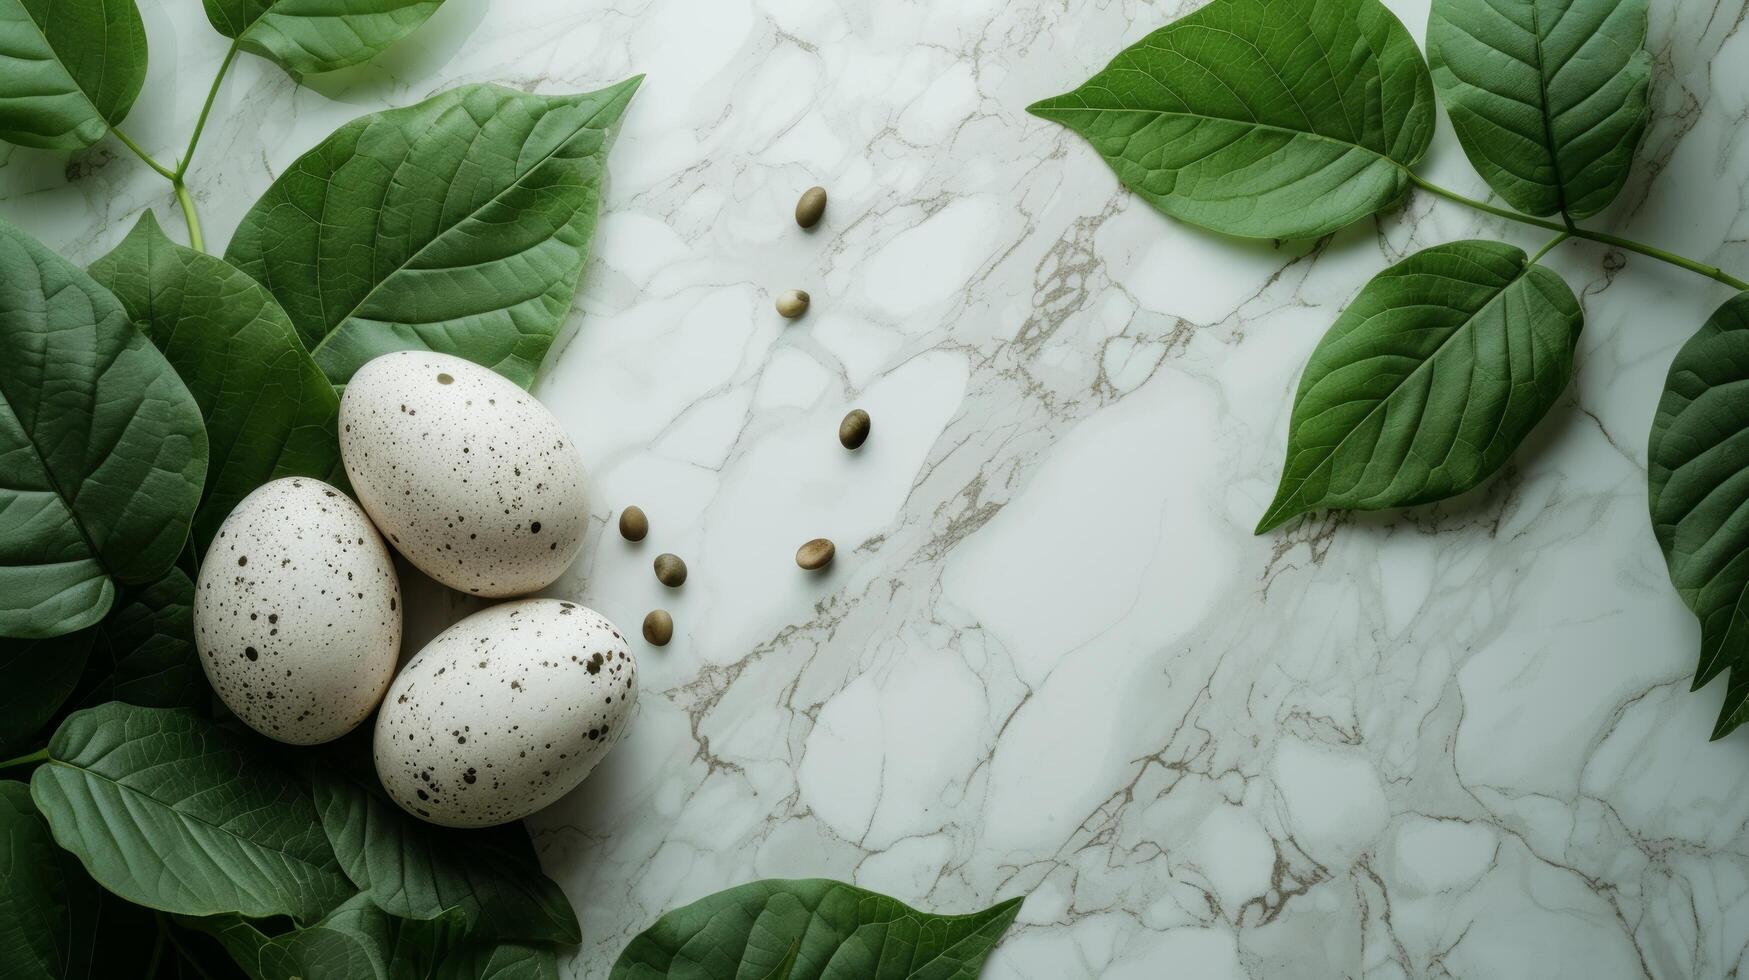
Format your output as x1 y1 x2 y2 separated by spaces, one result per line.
1427 0 1651 220
29 703 354 921
311 768 580 945
90 212 343 553
610 879 1024 980
0 630 93 754
202 0 444 76
0 0 146 149
1027 0 1435 240
0 219 207 640
1649 292 1749 739
74 564 208 712
226 78 641 388
1257 240 1582 531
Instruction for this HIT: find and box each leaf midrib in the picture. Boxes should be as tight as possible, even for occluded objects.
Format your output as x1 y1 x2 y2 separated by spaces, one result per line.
1032 103 1418 174
42 757 338 893
1261 250 1541 528
305 91 623 361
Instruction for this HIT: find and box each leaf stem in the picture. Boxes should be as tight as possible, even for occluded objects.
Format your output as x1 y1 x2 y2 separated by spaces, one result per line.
176 40 240 181
1528 232 1569 266
0 747 48 769
175 180 206 253
110 127 176 181
1409 174 1749 291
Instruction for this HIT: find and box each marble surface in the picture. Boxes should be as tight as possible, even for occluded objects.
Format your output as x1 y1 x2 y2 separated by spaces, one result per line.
6 0 1749 976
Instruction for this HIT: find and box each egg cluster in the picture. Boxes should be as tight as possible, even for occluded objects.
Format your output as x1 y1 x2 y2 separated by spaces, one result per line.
193 351 637 827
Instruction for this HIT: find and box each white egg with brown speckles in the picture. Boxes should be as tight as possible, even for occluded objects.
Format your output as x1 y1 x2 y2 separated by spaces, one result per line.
339 352 586 597
194 478 401 745
372 599 636 828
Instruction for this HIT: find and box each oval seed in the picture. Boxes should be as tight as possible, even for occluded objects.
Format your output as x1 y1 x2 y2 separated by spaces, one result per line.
795 186 828 229
642 609 673 646
619 505 648 542
796 538 835 571
839 409 870 450
776 289 810 319
654 553 688 587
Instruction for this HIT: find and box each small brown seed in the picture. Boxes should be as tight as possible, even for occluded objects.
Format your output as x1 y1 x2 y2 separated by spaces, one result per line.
653 553 687 587
642 609 673 646
839 409 870 450
776 289 810 319
618 505 649 542
795 186 828 228
796 537 835 571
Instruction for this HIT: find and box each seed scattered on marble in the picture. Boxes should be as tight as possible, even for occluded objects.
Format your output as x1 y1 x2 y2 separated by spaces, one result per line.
619 506 648 542
795 186 828 228
839 409 870 450
776 289 810 319
642 609 673 646
796 538 835 571
654 553 688 587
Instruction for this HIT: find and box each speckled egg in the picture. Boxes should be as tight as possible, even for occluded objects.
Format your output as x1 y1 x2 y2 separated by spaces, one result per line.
338 352 586 597
372 599 636 828
194 478 401 745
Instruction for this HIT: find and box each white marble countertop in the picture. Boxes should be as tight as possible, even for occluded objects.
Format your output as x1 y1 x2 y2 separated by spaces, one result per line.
6 0 1749 977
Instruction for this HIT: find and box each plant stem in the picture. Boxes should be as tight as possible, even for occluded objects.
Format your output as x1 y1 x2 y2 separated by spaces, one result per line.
1529 232 1569 265
176 41 240 181
0 747 48 769
1410 174 1749 292
175 180 206 253
111 127 176 181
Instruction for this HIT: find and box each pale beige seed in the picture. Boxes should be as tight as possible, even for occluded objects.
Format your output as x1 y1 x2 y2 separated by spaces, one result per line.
795 186 828 228
776 289 810 319
839 409 870 450
796 538 835 571
642 609 673 646
619 505 648 542
654 553 687 587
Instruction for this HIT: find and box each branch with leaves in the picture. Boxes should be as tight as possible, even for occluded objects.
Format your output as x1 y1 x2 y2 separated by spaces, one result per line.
1031 0 1749 739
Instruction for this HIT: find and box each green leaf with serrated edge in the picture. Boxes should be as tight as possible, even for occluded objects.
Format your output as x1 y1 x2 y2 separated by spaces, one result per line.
0 631 92 754
311 767 580 945
610 879 1024 980
0 219 207 640
0 0 146 149
29 704 353 921
1649 292 1749 739
1027 0 1434 240
1257 240 1582 532
90 212 343 554
226 78 641 388
202 0 444 75
1427 0 1650 220
73 564 207 712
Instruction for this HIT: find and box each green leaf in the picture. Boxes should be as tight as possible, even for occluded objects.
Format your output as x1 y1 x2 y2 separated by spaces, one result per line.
0 218 207 640
202 0 444 76
75 564 208 712
311 768 580 945
1427 0 1651 220
226 78 641 388
1027 0 1435 240
0 0 147 149
610 879 1025 980
0 781 80 979
1257 240 1582 531
29 703 354 921
434 941 560 980
1649 292 1749 739
90 212 343 553
0 631 93 753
